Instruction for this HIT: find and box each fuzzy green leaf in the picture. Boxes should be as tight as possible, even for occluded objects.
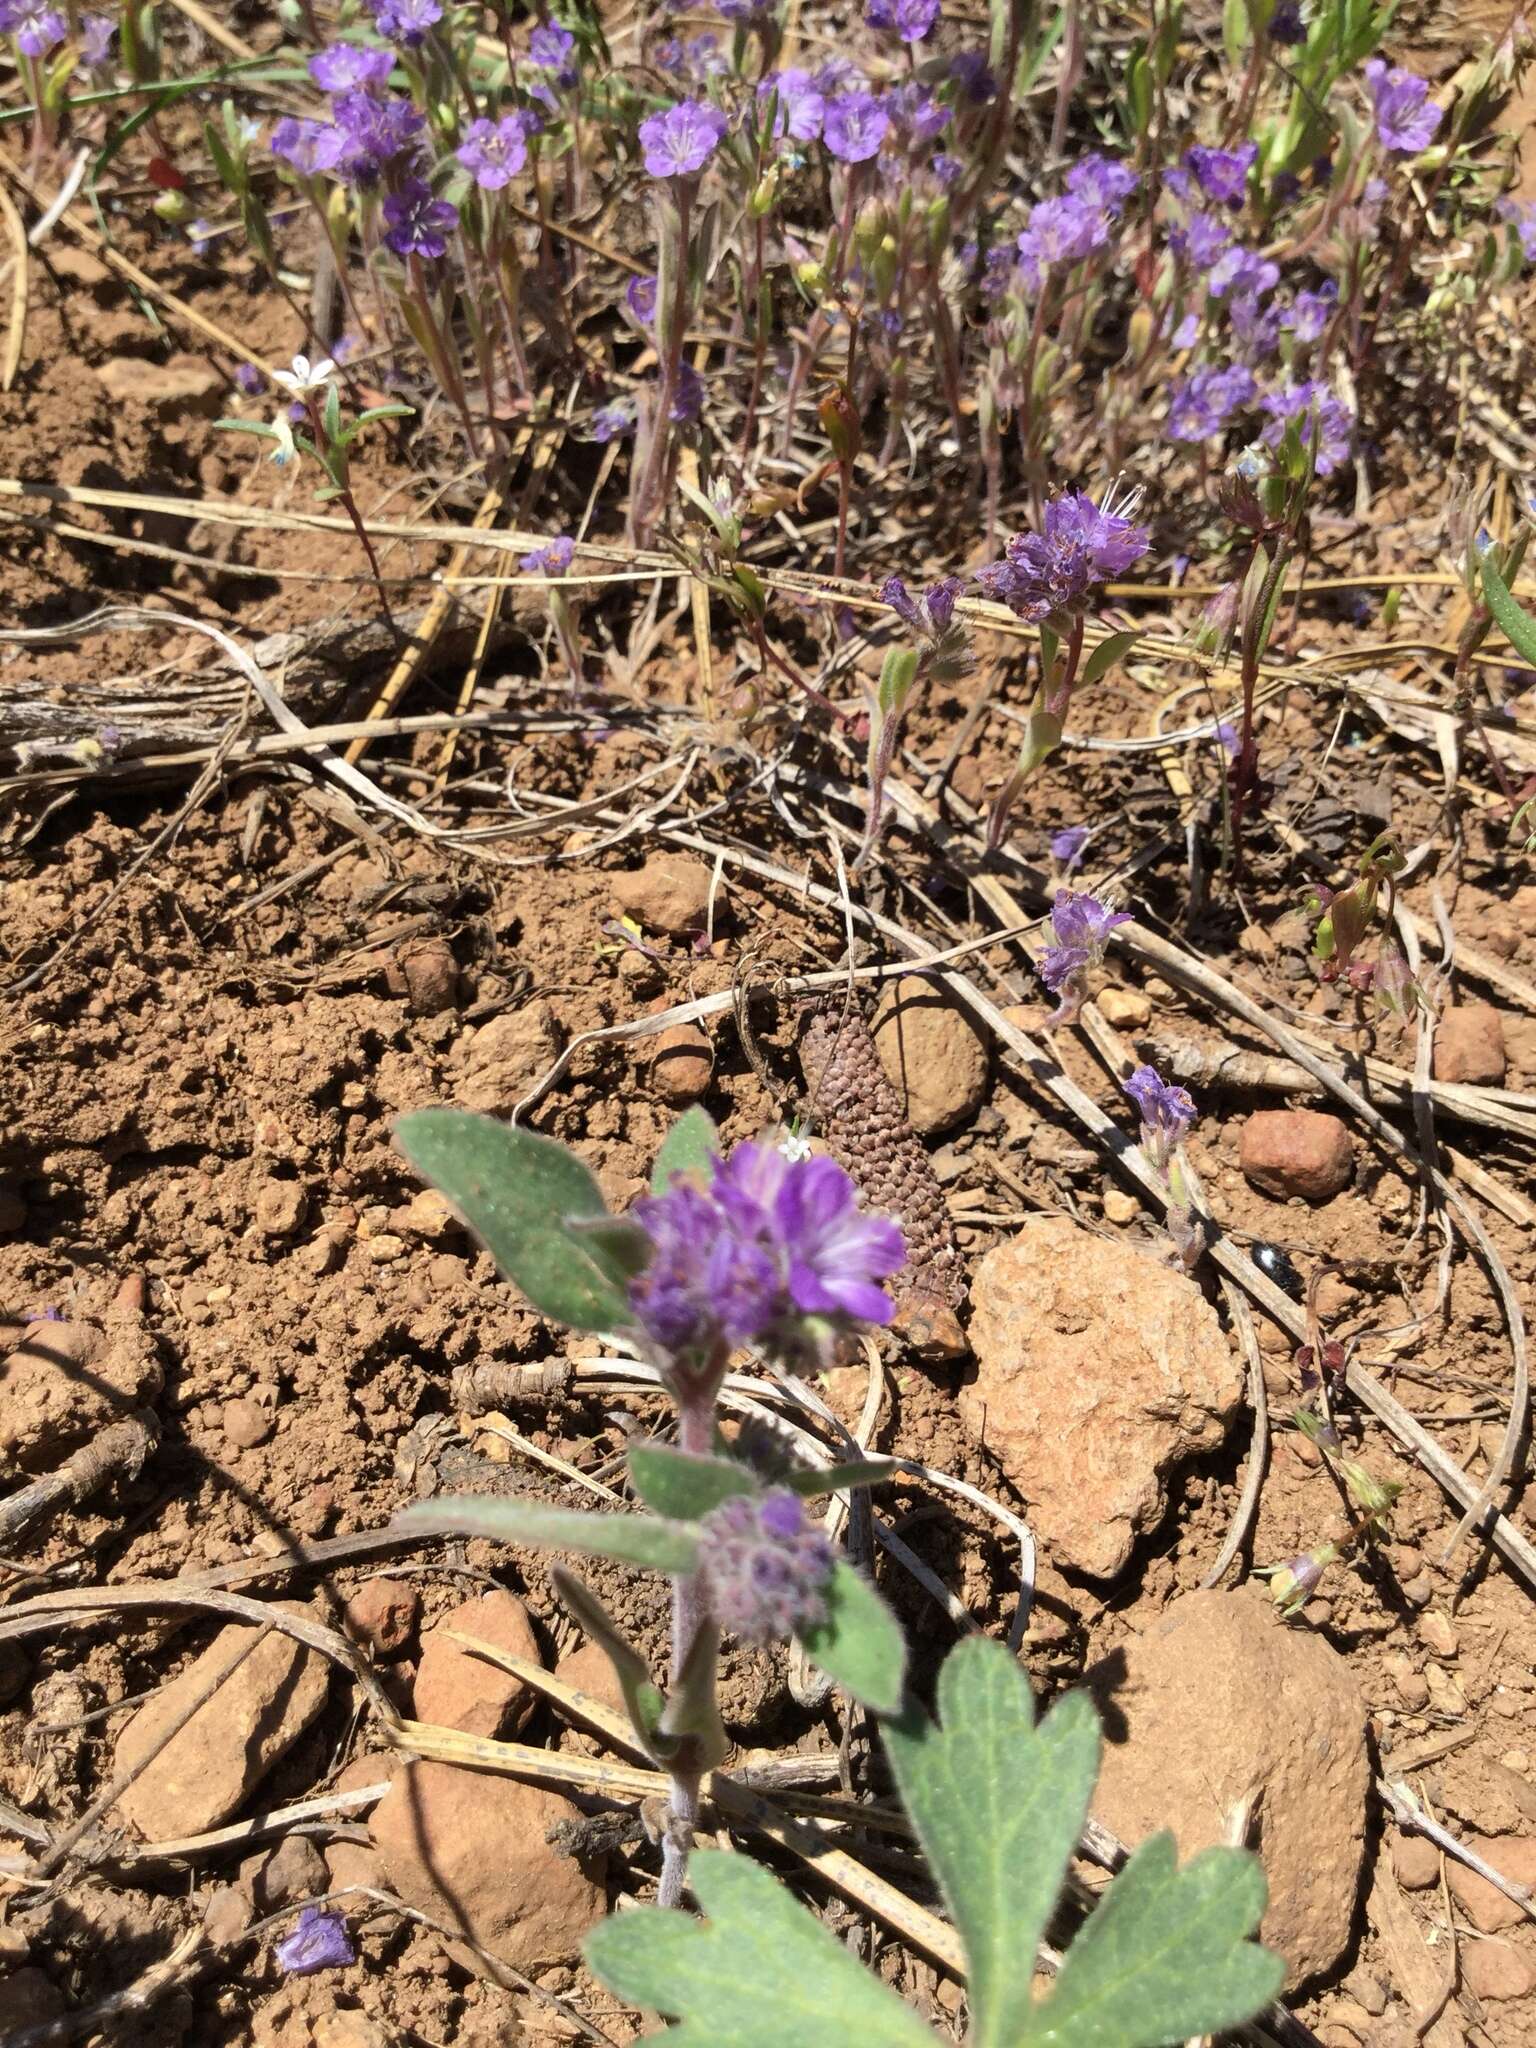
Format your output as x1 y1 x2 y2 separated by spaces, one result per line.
394 1109 629 1330
1479 543 1536 669
628 1443 754 1521
394 1497 699 1575
795 1561 906 1714
1079 629 1139 688
651 1106 722 1194
585 1849 933 2048
782 1458 899 1499
1023 1835 1285 2046
884 1637 1099 2048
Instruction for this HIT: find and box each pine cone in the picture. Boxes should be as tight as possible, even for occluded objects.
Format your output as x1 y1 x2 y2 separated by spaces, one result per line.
798 1000 966 1353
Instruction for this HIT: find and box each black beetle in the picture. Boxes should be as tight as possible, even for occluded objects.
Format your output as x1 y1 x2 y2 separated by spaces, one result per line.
1252 1241 1304 1300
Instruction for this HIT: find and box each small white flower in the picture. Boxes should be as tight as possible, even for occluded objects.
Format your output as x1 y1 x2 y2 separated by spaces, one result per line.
778 1130 813 1163
267 415 298 467
272 353 335 397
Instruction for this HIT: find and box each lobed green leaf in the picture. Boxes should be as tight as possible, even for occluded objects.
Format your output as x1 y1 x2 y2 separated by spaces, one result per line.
795 1561 907 1715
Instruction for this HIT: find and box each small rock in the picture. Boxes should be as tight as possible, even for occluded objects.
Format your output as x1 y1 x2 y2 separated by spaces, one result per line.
388 937 461 1016
1416 1610 1457 1658
1446 1835 1536 1933
613 854 715 937
1462 1938 1535 2001
961 1216 1241 1578
314 2016 395 2048
1391 1833 1439 1890
1240 1110 1354 1203
1433 1004 1506 1087
1097 986 1152 1030
400 1189 457 1242
223 1397 273 1449
0 1968 66 2031
96 351 226 417
872 975 990 1137
1384 1654 1429 1711
364 1233 406 1265
649 1021 714 1107
345 1579 420 1658
370 1761 605 1966
555 1639 629 1720
1342 1968 1387 2017
450 1004 561 1117
113 1605 330 1838
203 1884 254 1946
1401 1570 1434 1609
1102 1188 1140 1225
256 1181 309 1238
413 1590 541 1739
1088 1590 1369 1987
253 1833 329 1911
0 1314 161 1470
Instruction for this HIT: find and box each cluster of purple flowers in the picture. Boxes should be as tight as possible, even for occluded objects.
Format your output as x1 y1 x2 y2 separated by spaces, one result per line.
370 0 439 45
0 0 66 56
1123 1064 1197 1169
639 97 729 178
273 68 426 187
1166 363 1256 443
657 31 728 82
1259 378 1354 474
1364 58 1441 154
520 534 575 576
628 1142 905 1361
882 575 973 682
1013 154 1138 292
1185 142 1256 207
976 487 1151 623
1038 890 1131 1017
382 177 459 259
866 0 939 42
592 398 638 441
699 1489 836 1644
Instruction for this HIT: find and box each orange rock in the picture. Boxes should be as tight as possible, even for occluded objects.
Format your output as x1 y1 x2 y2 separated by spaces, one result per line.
872 975 990 1137
412 1589 542 1738
1432 1003 1506 1086
1240 1109 1354 1202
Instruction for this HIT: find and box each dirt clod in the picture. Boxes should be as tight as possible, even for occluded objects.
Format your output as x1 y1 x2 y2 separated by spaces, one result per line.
1239 1109 1354 1203
649 1019 715 1106
0 1313 161 1470
1462 1937 1536 2001
872 975 990 1137
613 853 715 937
1445 1834 1536 1932
962 1216 1241 1577
344 1579 420 1658
448 1004 561 1116
1432 1003 1507 1086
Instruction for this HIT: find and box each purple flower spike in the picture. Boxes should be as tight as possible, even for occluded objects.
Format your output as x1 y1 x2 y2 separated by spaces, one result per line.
629 1141 904 1361
626 273 658 324
866 0 939 42
639 98 728 178
699 1489 836 1644
976 487 1150 624
1185 142 1257 207
271 117 347 177
369 0 440 45
331 89 425 181
1038 889 1131 1014
823 91 889 163
457 114 532 189
382 178 459 259
309 43 395 93
521 534 575 576
1051 825 1089 869
1015 192 1112 287
276 1906 356 1977
79 11 115 64
1259 378 1353 475
1124 1063 1197 1151
1207 244 1280 300
2 2 65 55
1169 209 1233 272
1063 153 1139 215
668 361 706 424
1364 58 1441 154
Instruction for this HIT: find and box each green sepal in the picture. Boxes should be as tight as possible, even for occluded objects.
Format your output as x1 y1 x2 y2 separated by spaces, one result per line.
393 1496 700 1575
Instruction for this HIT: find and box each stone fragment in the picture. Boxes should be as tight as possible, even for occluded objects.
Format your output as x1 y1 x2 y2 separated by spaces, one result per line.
112 1606 330 1838
960 1215 1241 1577
649 1020 714 1107
449 1004 561 1117
1446 1835 1536 1933
370 1761 604 1966
256 1181 309 1237
613 853 715 937
0 1314 161 1469
1096 986 1151 1029
387 937 461 1016
1088 1590 1370 1987
1391 1834 1439 1889
554 1638 629 1720
345 1579 420 1658
1433 1004 1507 1086
1102 1188 1140 1225
253 1833 329 1911
871 976 990 1137
1462 1938 1535 2001
412 1590 541 1738
1240 1109 1354 1202
96 352 226 417
223 1397 273 1449
400 1190 457 1242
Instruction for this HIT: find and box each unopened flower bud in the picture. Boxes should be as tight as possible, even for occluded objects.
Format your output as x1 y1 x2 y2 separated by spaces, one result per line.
699 1489 836 1644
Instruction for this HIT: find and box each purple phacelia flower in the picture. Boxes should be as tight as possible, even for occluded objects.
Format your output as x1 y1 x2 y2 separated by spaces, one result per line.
591 399 637 441
234 363 264 396
699 1489 836 1644
1207 244 1280 300
881 574 972 680
276 1906 356 1977
949 49 996 101
369 0 440 45
1215 718 1240 755
1124 1063 1197 1158
1228 289 1281 358
271 117 346 177
1260 378 1353 475
629 1142 905 1360
529 21 579 81
668 361 705 423
931 151 963 187
457 112 532 188
381 177 459 259
867 0 939 41
887 82 951 143
1051 825 1090 870
639 98 728 178
1038 889 1132 1020
309 42 395 92
1064 153 1139 216
79 10 114 64
1185 142 1257 207
759 68 825 142
975 487 1151 623
1499 197 1536 262
815 55 864 94
1284 281 1337 343
1015 191 1112 287
2 1 64 55
331 89 425 180
625 272 658 323
520 534 575 576
1169 208 1233 271
823 91 888 163
1166 363 1256 442
1365 58 1441 154
716 0 770 20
